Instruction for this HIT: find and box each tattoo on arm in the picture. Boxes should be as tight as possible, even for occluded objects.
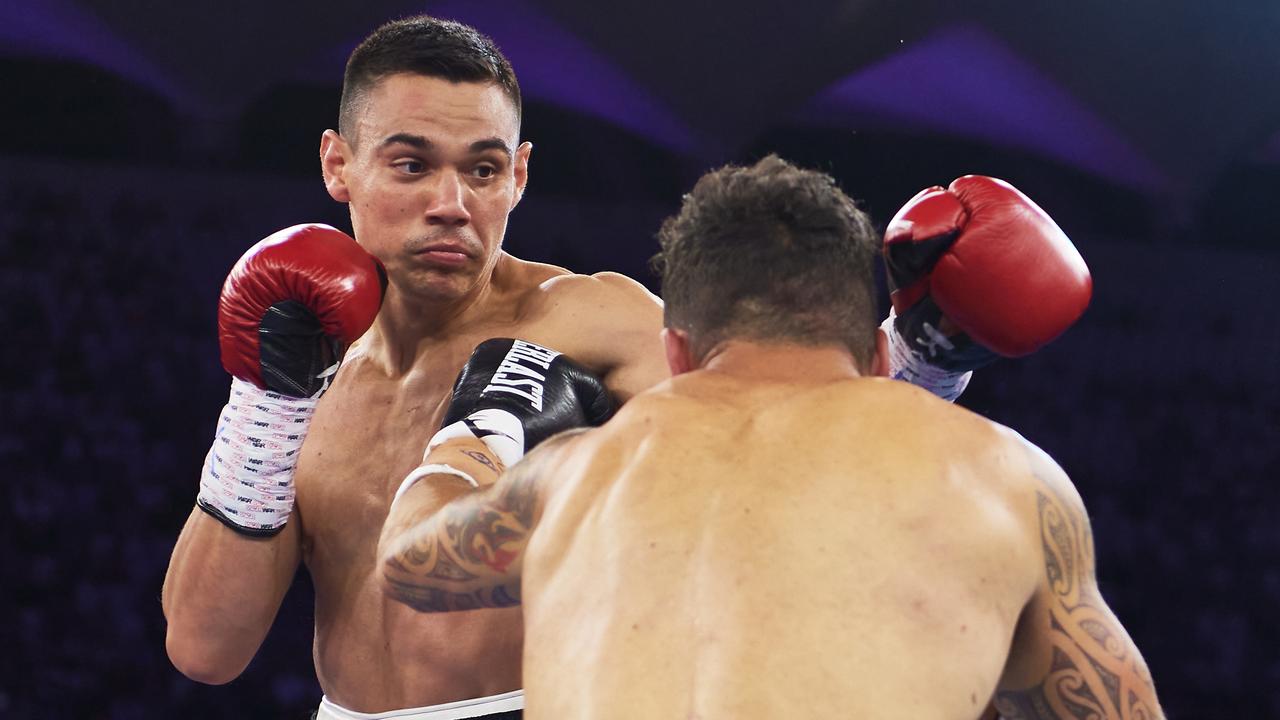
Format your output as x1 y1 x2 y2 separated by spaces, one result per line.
461 449 499 473
383 574 521 614
382 429 586 613
995 455 1162 720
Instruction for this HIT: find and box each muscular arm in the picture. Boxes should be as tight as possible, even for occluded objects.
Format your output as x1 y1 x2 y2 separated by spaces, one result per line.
161 510 300 684
548 272 668 402
377 430 587 613
994 442 1164 720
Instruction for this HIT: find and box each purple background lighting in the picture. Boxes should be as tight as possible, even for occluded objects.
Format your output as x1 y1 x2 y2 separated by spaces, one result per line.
801 24 1168 193
1 1 1278 717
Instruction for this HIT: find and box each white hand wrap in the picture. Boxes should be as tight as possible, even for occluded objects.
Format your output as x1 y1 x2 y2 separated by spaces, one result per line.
427 407 525 468
390 408 526 508
197 377 316 535
392 463 479 507
882 310 972 403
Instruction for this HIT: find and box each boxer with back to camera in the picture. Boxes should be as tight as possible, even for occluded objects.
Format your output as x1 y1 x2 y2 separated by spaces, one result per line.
377 157 1159 720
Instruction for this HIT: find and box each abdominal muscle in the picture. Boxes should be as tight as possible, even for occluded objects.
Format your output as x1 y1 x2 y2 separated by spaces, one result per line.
309 557 524 712
290 338 532 713
293 379 526 713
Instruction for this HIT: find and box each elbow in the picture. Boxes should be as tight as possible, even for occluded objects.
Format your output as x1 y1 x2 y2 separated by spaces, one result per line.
165 624 250 685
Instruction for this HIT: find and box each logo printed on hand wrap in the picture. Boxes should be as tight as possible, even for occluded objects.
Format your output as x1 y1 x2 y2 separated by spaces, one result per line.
915 321 956 359
480 340 560 411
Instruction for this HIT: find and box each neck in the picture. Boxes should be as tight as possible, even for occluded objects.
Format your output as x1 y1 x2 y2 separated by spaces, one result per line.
699 339 863 382
363 254 509 375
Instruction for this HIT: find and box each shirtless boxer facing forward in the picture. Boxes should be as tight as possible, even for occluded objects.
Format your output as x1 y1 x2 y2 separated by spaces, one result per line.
378 157 1164 719
161 17 668 717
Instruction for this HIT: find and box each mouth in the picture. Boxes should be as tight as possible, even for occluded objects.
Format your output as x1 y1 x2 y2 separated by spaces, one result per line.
411 241 475 268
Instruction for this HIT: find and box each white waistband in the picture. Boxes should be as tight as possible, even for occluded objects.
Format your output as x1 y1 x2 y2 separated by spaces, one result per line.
317 690 524 720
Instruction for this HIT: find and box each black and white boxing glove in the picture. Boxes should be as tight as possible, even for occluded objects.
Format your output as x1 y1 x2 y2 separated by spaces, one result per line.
394 339 616 500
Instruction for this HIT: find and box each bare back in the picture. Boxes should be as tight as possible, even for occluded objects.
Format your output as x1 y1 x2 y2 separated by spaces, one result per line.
295 255 665 710
521 373 1042 719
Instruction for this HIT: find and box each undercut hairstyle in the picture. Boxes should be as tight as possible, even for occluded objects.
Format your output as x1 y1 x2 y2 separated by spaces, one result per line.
339 15 521 143
652 155 880 369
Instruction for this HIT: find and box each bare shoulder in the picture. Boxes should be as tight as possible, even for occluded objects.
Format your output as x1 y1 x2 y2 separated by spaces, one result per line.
525 425 596 464
510 426 602 513
997 426 1082 509
496 253 574 288
538 270 663 314
498 252 657 302
498 426 595 495
600 377 684 419
498 253 663 340
516 265 668 401
828 377 1007 445
838 382 1057 520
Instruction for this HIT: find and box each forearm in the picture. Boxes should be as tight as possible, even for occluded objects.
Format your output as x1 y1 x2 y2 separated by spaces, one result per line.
381 435 504 540
379 339 600 612
379 438 523 612
163 224 379 681
162 507 298 683
380 499 523 613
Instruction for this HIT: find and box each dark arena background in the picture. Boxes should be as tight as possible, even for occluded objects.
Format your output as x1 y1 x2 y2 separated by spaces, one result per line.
3 1 1278 717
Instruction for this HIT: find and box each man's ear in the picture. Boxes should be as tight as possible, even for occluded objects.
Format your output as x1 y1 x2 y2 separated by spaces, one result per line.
662 328 696 376
320 129 352 203
871 326 891 377
512 141 532 210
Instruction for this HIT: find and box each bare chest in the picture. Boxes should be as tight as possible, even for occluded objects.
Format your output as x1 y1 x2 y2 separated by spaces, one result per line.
293 369 452 576
293 320 590 574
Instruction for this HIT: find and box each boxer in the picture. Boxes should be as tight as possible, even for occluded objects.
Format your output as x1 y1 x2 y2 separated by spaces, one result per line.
378 156 1162 720
161 16 667 719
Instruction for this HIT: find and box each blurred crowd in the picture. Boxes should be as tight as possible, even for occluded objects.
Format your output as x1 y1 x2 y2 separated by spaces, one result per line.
1 163 1275 717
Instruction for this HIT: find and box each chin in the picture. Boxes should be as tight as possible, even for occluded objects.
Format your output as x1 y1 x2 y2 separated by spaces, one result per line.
399 268 478 302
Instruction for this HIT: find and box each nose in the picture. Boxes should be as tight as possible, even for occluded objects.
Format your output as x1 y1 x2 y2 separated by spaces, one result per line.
425 169 471 227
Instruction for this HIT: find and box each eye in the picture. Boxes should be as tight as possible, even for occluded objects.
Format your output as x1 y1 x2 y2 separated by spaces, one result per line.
393 159 426 175
472 164 497 179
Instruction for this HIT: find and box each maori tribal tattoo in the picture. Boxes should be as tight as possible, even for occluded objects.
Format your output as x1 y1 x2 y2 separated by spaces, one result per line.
383 430 584 613
994 454 1162 720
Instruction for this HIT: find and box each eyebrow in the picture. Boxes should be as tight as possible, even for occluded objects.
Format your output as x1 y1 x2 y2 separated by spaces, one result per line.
377 134 512 160
379 133 431 150
469 138 513 159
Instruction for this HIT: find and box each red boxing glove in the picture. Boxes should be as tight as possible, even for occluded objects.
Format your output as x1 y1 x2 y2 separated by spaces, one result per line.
219 224 386 397
199 224 384 534
883 176 1091 371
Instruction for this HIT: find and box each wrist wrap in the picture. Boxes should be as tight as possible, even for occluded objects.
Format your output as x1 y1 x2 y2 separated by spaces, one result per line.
882 311 972 403
197 377 316 535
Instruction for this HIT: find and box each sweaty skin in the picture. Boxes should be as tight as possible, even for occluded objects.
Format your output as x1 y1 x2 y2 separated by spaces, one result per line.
380 343 1164 720
162 72 668 712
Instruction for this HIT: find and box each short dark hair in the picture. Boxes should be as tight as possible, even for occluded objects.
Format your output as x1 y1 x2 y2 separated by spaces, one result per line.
652 155 880 369
339 16 521 142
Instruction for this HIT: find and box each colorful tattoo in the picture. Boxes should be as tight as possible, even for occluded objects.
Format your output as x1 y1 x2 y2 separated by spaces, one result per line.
382 429 586 612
